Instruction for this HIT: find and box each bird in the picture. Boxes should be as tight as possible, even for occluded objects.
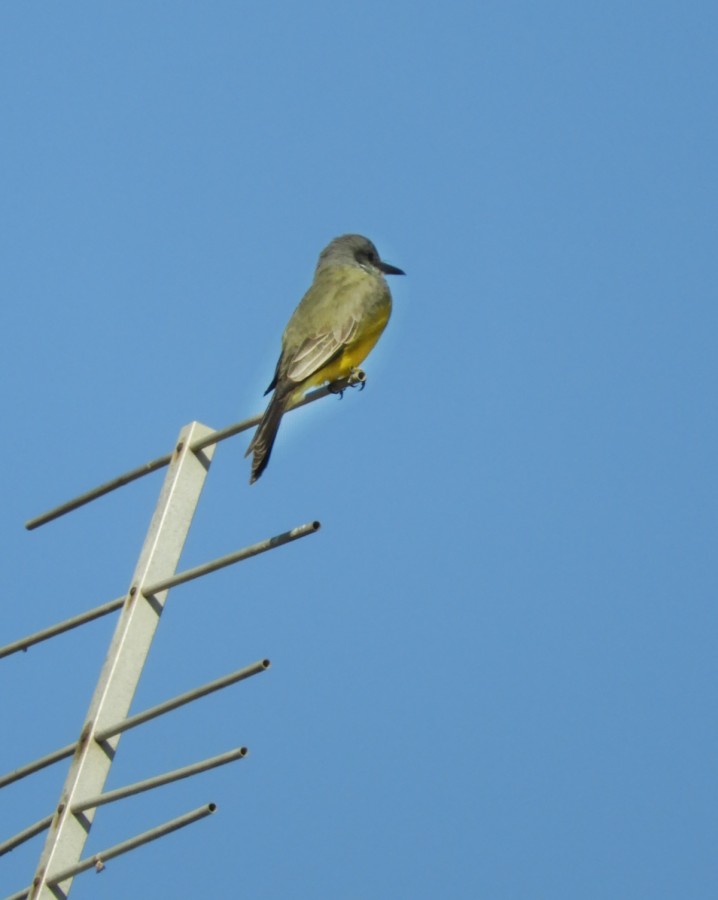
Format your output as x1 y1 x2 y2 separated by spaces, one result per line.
246 233 404 483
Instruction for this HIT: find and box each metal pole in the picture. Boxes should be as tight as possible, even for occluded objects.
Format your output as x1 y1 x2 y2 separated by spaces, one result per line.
47 803 217 887
0 745 76 791
25 377 357 530
28 421 216 899
0 598 124 660
96 658 271 742
144 521 320 594
9 805 217 900
73 746 247 813
1 748 246 857
0 816 53 857
1 660 269 791
2 521 319 660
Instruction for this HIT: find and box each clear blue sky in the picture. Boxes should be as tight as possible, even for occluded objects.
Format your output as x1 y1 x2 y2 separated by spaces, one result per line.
2 2 716 897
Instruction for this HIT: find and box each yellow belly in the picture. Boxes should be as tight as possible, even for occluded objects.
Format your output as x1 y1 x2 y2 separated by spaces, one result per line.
299 305 390 392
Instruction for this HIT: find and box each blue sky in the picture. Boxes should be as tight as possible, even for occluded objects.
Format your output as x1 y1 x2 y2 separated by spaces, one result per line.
1 1 716 897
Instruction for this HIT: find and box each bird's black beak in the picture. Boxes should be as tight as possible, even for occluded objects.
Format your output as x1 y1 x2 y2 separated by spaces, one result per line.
378 260 405 276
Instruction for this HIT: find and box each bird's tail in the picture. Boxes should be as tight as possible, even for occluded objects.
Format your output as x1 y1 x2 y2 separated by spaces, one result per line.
245 390 289 484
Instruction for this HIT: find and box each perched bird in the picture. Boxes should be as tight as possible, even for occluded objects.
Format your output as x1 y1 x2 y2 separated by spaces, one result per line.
246 233 404 483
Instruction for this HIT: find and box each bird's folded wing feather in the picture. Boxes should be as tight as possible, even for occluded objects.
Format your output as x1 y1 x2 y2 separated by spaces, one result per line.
285 316 360 383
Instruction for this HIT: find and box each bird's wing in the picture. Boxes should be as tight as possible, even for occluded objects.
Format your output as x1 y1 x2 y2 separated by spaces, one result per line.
284 315 360 384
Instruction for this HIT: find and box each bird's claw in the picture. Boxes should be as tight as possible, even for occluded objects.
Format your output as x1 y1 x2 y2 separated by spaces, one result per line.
329 368 366 399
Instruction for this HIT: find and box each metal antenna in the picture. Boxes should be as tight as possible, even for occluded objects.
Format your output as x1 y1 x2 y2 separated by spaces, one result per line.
0 381 354 898
24 375 359 531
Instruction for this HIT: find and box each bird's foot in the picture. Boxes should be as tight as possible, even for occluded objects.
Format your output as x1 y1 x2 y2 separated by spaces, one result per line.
328 368 366 399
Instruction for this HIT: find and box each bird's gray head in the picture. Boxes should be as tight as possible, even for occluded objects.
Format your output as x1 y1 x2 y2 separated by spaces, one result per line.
316 234 405 277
